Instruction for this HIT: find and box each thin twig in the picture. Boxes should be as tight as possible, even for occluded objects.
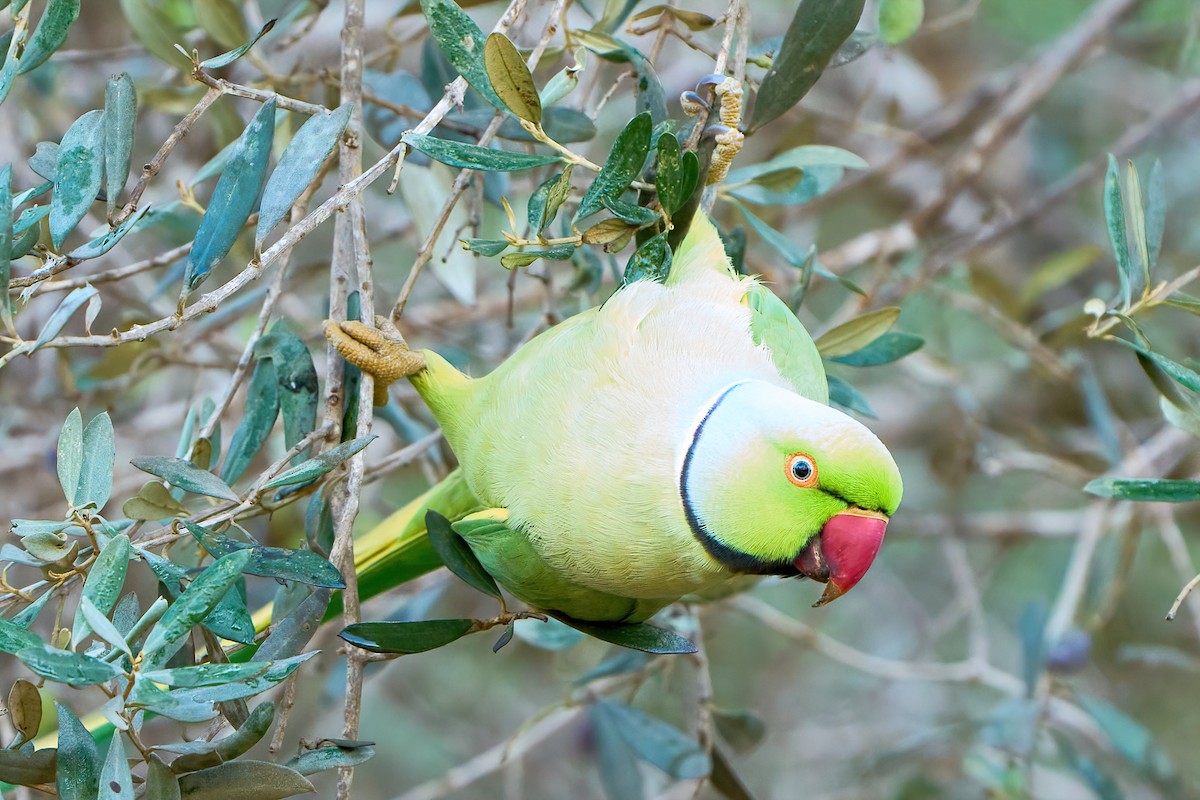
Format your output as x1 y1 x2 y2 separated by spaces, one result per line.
113 87 222 226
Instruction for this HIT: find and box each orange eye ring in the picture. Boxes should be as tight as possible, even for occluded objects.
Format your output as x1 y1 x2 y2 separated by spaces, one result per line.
786 453 818 488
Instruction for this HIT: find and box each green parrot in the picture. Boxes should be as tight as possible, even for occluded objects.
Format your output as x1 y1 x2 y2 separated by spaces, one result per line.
325 213 903 625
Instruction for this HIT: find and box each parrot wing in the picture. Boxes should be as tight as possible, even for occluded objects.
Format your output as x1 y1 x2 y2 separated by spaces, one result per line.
744 281 829 403
453 509 674 624
324 467 487 619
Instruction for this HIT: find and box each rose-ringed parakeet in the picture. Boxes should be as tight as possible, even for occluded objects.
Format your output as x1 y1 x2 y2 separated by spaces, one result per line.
325 213 902 625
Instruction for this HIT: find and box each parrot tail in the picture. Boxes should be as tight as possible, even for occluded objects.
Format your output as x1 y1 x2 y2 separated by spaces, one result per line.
252 468 485 631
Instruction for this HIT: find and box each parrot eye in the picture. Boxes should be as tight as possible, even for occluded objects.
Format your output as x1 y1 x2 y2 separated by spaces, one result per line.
786 453 818 488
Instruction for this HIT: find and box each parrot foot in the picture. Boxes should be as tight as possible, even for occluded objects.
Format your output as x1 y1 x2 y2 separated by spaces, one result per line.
323 315 426 406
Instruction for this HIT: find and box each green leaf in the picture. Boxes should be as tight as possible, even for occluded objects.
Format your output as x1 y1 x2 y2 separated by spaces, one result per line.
713 709 766 753
101 734 134 800
462 237 510 257
1126 160 1150 294
484 32 541 124
71 532 131 646
402 132 561 171
195 0 246 49
66 203 152 260
734 202 858 292
185 521 346 588
255 588 330 661
18 644 121 685
1110 337 1200 395
131 456 239 501
0 18 27 107
878 0 924 45
104 72 137 216
257 321 319 460
199 17 276 69
10 588 53 628
178 761 315 800
158 701 275 773
575 111 652 221
78 596 132 657
654 133 685 216
630 5 717 30
128 677 218 723
255 102 351 248
122 481 190 520
22 528 73 561
1145 159 1165 272
0 164 12 334
710 744 755 800
528 166 574 232
590 700 645 800
141 549 253 670
285 744 376 776
7 679 41 744
814 307 901 357
142 661 269 688
17 0 81 74
57 407 83 505
622 232 672 284
76 411 115 509
31 284 98 351
0 747 57 788
185 99 276 291
56 702 99 800
1076 693 1176 783
826 374 877 418
422 510 499 597
1104 154 1132 307
146 755 183 800
747 0 866 132
602 196 659 225
558 616 697 654
51 109 106 249
829 332 923 366
220 356 280 484
30 141 61 182
500 244 577 268
340 619 475 655
1084 478 1200 503
419 0 504 109
512 617 584 650
592 700 710 779
261 435 376 489
174 656 312 705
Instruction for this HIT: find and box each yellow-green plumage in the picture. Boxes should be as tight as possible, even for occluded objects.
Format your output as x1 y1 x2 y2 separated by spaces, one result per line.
355 214 899 623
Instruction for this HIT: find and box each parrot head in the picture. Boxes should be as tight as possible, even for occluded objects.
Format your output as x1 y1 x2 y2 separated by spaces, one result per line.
681 380 903 606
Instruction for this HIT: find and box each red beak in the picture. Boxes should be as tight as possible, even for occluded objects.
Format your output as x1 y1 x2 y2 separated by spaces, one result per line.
794 509 889 607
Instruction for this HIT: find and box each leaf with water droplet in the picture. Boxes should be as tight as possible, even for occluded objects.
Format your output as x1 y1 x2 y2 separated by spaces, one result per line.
18 644 122 685
141 550 252 670
55 702 99 800
131 456 239 501
71 533 130 646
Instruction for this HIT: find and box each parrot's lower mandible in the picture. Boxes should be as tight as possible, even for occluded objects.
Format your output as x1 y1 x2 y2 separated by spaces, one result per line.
325 213 903 624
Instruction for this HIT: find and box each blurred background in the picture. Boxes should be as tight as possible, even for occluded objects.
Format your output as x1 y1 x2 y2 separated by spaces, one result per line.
3 0 1200 797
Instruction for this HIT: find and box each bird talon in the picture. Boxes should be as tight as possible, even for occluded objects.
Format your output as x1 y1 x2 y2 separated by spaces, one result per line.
694 73 727 91
323 316 426 406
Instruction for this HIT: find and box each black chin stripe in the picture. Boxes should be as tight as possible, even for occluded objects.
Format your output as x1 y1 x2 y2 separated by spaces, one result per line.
679 383 798 576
